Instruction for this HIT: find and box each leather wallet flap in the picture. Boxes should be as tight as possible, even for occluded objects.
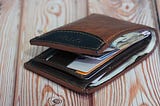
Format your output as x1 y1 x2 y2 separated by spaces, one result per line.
30 14 155 56
30 30 105 54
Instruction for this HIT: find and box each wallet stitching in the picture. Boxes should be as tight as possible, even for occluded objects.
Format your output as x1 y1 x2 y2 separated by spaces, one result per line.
34 30 105 50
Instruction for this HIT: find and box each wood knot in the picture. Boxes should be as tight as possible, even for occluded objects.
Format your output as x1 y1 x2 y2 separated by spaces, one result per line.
52 98 62 104
47 2 61 16
48 97 63 106
125 5 129 10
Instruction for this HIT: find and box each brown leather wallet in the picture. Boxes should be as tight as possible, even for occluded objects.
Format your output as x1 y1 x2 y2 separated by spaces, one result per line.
24 14 158 94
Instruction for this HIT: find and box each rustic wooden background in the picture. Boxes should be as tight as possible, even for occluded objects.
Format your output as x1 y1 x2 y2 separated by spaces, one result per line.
0 0 160 106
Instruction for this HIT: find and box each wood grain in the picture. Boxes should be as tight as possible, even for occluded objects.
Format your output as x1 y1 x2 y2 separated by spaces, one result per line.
0 0 21 105
89 0 156 27
13 0 90 106
88 0 160 106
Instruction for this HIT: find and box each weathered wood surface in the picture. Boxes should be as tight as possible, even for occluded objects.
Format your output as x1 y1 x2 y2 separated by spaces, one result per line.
89 0 160 106
0 0 159 106
0 0 21 106
13 0 90 106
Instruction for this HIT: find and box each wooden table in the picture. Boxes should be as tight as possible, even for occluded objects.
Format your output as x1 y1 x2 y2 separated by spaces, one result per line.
0 0 160 106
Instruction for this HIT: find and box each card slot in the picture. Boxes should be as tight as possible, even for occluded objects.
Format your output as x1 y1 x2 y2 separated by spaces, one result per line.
34 53 78 70
33 51 108 80
36 48 56 59
47 51 78 66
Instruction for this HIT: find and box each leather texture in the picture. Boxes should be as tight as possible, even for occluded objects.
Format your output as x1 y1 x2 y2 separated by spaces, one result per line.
24 14 158 94
30 14 154 56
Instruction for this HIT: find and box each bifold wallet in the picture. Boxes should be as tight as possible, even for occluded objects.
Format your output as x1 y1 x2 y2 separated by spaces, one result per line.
24 14 158 94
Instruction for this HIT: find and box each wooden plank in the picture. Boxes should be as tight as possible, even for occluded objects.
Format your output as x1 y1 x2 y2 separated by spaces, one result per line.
13 0 90 106
89 0 157 27
0 0 21 106
88 0 160 106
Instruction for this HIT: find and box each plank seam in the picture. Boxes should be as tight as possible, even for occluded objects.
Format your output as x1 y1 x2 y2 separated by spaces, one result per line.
13 0 25 105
